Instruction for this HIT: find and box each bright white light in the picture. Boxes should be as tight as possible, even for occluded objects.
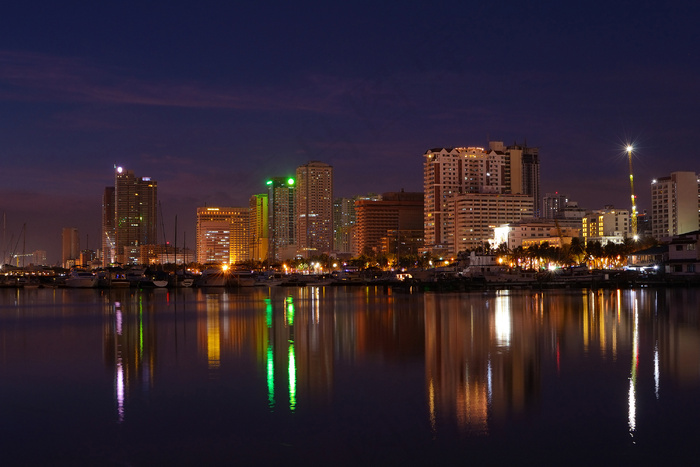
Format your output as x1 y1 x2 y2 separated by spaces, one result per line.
117 166 123 174
626 145 633 153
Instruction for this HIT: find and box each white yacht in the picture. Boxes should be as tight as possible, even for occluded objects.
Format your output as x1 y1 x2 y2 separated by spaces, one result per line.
65 270 98 288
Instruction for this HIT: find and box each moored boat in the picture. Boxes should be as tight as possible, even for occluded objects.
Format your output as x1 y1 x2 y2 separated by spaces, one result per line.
65 270 98 288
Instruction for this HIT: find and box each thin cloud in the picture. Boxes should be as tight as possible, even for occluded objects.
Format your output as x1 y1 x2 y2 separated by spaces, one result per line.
0 50 344 112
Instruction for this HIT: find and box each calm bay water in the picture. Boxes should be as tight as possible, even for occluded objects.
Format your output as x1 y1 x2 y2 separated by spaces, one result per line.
1 286 700 465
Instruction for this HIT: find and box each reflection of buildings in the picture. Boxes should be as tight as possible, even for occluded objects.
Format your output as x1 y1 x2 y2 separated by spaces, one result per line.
103 290 157 423
193 289 336 411
424 291 540 433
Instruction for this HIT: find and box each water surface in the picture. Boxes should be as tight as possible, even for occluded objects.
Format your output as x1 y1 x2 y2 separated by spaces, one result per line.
1 286 699 465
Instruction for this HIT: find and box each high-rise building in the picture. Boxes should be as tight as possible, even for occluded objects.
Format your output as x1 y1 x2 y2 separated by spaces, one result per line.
517 144 541 217
249 194 268 263
354 191 424 256
267 177 297 262
423 141 539 256
107 167 157 265
62 227 80 268
651 172 700 239
196 207 249 264
296 161 333 258
333 197 356 255
333 193 382 256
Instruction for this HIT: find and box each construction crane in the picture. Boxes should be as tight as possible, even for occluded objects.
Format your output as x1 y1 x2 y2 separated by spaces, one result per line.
626 145 638 239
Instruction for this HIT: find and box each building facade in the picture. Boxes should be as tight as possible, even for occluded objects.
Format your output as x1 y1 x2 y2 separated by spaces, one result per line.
249 194 268 263
101 186 116 265
267 177 296 262
651 172 700 240
354 191 424 256
106 167 158 265
423 141 539 256
296 161 333 258
61 227 80 268
450 193 534 253
196 207 249 265
581 206 630 245
542 192 569 219
333 197 355 255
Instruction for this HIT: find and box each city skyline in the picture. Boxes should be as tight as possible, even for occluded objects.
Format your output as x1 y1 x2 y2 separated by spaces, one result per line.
1 2 699 262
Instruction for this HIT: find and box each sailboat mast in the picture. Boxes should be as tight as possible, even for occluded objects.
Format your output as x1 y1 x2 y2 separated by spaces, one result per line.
22 223 26 268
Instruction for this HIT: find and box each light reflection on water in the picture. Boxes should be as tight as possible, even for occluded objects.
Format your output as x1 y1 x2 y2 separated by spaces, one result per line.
1 286 700 464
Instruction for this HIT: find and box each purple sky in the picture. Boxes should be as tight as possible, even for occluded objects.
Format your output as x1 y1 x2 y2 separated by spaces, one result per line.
1 1 699 264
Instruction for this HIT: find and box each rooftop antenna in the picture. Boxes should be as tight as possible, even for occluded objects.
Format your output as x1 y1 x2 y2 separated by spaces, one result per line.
626 145 638 239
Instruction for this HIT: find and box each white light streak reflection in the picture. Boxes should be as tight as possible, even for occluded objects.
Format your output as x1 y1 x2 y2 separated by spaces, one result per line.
428 379 436 434
487 357 493 404
494 294 512 347
116 357 125 423
628 299 639 437
654 341 660 399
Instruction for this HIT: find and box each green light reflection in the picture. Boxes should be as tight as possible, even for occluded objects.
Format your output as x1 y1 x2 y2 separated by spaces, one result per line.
286 297 294 326
267 342 275 409
288 342 296 411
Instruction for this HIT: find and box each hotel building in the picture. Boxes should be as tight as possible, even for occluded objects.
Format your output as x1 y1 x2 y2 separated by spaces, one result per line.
651 172 700 240
196 207 249 264
450 193 533 253
296 161 333 258
581 206 630 245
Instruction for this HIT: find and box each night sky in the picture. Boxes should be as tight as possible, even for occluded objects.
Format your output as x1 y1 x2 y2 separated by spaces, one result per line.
1 1 699 263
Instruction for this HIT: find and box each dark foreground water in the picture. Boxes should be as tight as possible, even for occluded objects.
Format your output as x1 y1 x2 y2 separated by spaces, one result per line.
1 286 699 466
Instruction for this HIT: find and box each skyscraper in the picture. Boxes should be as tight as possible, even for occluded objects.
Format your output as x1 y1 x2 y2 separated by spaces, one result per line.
296 161 333 258
267 177 296 262
651 172 700 239
105 166 157 265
